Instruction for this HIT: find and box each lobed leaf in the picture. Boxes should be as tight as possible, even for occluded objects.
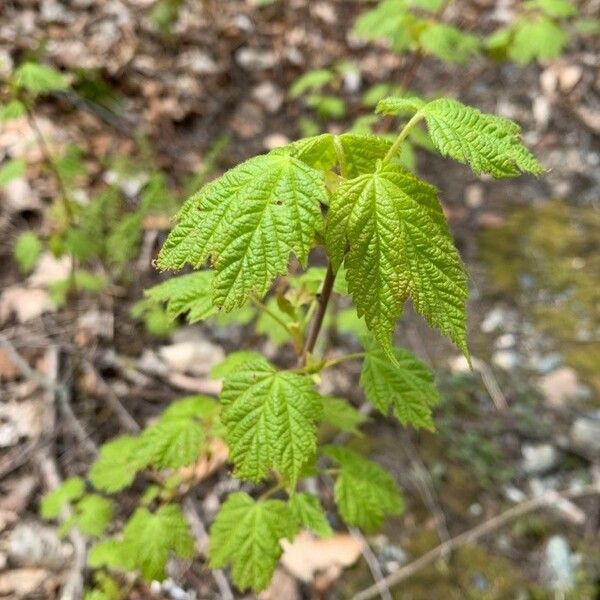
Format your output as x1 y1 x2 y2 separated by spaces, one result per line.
324 446 404 532
145 271 216 323
360 346 440 430
220 358 323 484
376 96 544 177
89 436 143 493
121 505 194 581
208 492 297 591
326 164 469 357
289 492 333 538
157 153 328 311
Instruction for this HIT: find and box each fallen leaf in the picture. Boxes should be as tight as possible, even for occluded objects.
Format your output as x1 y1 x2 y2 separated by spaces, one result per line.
0 287 56 324
28 252 72 287
159 340 225 376
179 438 229 485
280 531 362 583
0 568 49 597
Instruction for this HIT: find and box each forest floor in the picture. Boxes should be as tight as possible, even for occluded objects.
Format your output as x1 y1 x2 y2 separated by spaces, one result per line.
1 0 599 598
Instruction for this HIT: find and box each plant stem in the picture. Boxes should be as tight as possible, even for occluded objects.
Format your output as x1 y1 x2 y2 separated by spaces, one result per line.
300 262 336 366
249 294 298 344
381 111 424 166
23 103 74 224
258 482 285 501
322 352 366 371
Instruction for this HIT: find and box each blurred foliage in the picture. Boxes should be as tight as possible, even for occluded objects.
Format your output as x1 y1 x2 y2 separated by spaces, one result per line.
479 200 600 395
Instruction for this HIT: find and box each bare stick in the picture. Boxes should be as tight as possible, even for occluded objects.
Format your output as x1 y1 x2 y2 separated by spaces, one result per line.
353 484 600 600
350 528 393 600
81 360 140 433
183 497 234 600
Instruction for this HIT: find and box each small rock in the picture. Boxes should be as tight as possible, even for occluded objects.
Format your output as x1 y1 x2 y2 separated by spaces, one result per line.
464 183 484 208
230 101 264 138
522 444 559 474
178 49 220 75
481 307 507 333
533 96 551 130
504 486 526 503
252 81 284 113
1 178 41 214
533 353 562 374
544 535 574 593
570 414 600 456
342 69 361 94
539 367 582 408
312 2 337 24
494 333 515 349
557 65 582 93
263 133 290 150
159 341 225 376
8 522 72 570
492 349 520 370
235 47 278 71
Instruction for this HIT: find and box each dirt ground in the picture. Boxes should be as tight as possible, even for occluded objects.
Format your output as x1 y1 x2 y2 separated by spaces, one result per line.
1 0 599 598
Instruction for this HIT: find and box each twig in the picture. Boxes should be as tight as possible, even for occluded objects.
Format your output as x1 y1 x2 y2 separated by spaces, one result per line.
81 360 141 433
400 434 450 550
472 357 508 411
350 528 393 600
23 104 74 223
0 334 96 454
34 346 89 600
353 484 600 600
300 263 335 365
183 497 234 600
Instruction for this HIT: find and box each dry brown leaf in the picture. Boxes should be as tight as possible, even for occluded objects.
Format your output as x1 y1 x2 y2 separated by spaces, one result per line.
0 399 47 447
0 348 19 381
159 340 225 376
0 568 49 597
280 531 363 583
260 568 301 600
28 252 72 287
0 287 56 324
179 438 229 486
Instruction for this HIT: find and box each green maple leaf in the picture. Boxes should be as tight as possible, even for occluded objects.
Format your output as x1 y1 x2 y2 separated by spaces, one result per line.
324 446 404 532
89 436 143 493
69 495 114 537
289 492 333 537
208 492 297 591
14 62 68 93
0 158 26 187
336 134 392 178
210 351 263 379
326 164 469 356
419 24 480 63
509 17 568 64
137 395 217 469
525 0 576 18
157 152 328 310
320 396 368 434
40 477 85 519
360 346 439 430
376 97 544 177
221 357 323 484
137 418 204 470
144 271 216 323
121 505 194 581
353 0 419 52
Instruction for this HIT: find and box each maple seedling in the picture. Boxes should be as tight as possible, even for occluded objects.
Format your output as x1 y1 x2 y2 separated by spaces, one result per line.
42 95 542 592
